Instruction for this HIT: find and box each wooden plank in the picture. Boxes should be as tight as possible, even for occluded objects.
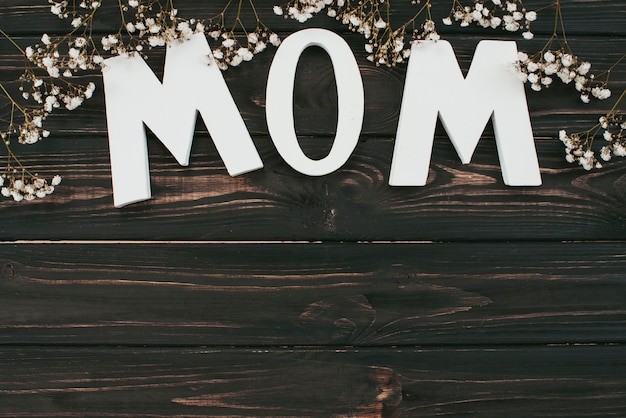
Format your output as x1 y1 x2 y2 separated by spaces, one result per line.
1 242 625 346
1 0 625 36
1 135 625 240
2 35 624 138
0 346 625 417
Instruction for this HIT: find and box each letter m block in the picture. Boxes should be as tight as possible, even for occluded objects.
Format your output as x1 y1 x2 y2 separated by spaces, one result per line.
102 33 262 207
390 40 541 186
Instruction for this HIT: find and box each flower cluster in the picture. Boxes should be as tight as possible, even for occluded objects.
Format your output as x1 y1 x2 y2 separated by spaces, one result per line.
514 49 611 102
47 0 283 69
20 71 96 112
273 0 333 23
598 113 626 162
0 1 105 202
27 35 103 79
10 46 97 150
101 2 205 56
37 1 105 72
51 0 283 68
559 111 626 170
19 2 102 136
364 18 440 67
559 130 602 170
208 23 281 70
0 172 61 202
276 0 438 67
49 0 102 21
9 0 103 150
0 106 48 146
444 0 536 39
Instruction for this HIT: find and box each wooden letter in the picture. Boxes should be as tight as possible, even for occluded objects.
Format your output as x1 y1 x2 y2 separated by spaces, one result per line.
266 28 364 176
390 40 541 186
102 33 263 207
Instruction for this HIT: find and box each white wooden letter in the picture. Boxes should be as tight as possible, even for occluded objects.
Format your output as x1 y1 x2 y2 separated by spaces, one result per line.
266 28 364 176
390 40 541 186
102 33 263 207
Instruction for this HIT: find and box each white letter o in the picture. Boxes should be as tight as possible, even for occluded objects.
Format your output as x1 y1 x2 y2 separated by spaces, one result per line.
266 28 364 176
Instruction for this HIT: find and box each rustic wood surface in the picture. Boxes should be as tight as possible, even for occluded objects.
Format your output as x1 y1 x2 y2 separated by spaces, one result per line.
1 346 625 417
1 135 626 241
1 241 626 346
1 0 626 416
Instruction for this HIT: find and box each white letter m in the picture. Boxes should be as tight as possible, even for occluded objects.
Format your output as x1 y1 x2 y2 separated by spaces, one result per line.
390 40 541 186
102 33 263 207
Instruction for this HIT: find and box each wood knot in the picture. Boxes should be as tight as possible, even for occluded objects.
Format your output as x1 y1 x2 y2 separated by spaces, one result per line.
2 263 15 279
365 366 402 417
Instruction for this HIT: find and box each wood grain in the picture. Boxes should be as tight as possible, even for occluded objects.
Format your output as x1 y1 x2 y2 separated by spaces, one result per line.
1 241 625 346
0 135 625 240
1 1 625 416
1 346 625 417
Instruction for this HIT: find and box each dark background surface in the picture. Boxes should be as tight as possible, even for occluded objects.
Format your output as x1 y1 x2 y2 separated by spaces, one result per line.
1 1 625 416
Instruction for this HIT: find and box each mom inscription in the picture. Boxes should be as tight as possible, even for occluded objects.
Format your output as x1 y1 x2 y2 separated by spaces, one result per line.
103 28 541 208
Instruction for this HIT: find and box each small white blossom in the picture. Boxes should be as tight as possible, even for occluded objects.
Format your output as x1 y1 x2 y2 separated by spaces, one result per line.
270 33 281 47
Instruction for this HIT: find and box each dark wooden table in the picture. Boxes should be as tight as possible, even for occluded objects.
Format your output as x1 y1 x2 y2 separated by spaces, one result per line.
1 1 625 416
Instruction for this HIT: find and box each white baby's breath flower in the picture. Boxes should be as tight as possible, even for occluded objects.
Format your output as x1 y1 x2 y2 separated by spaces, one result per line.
374 19 387 29
615 144 626 157
526 61 538 72
230 54 243 67
577 62 591 75
561 54 573 67
269 33 281 47
247 32 258 44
